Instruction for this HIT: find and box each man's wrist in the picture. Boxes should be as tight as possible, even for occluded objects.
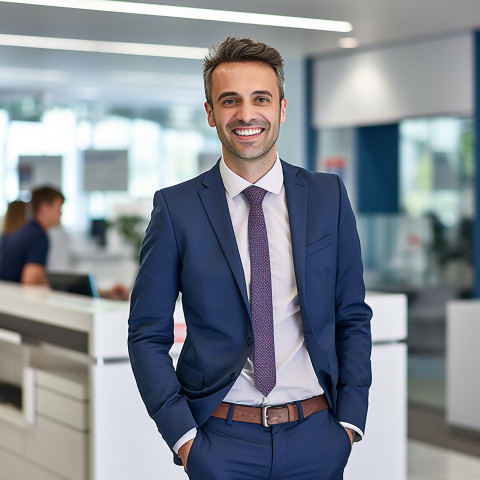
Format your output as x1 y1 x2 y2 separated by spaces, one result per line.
345 427 356 443
339 422 363 442
173 427 197 454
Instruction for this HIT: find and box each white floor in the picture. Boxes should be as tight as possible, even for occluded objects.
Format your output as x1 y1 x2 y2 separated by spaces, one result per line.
408 440 480 480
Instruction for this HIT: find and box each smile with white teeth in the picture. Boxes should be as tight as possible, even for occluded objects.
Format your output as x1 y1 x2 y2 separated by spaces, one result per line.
233 128 263 136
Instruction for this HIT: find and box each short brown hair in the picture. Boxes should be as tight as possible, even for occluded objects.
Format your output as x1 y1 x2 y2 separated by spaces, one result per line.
30 186 64 215
203 37 285 106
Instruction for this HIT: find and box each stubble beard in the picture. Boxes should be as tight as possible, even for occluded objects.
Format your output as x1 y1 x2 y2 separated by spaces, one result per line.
214 115 281 163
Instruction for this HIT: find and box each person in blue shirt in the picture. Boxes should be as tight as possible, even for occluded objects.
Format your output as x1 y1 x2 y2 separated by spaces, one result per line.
0 186 130 300
0 186 64 284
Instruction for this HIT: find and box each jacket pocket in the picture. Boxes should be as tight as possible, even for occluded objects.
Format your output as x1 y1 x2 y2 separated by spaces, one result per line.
329 411 353 453
305 235 332 257
176 360 204 391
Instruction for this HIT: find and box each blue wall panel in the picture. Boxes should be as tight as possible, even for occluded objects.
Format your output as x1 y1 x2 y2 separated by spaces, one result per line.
357 123 399 214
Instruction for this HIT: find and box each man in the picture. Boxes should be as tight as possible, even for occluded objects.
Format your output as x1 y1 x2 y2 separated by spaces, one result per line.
128 37 372 479
0 186 64 284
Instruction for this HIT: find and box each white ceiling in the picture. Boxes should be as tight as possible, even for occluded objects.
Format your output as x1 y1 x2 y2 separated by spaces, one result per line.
0 0 480 110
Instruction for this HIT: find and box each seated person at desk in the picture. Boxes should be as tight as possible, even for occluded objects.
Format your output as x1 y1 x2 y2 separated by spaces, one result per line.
0 186 129 300
0 186 61 284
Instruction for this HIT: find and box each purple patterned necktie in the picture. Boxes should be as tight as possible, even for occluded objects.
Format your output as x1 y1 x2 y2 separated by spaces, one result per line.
242 185 276 397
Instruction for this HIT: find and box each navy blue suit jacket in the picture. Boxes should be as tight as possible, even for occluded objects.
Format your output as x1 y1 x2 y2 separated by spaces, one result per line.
128 160 372 454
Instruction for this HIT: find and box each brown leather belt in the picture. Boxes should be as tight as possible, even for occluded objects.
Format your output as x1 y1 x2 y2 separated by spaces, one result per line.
211 394 328 428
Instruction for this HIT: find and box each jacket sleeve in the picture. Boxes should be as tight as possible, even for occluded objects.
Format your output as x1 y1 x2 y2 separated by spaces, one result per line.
334 176 373 433
128 190 197 450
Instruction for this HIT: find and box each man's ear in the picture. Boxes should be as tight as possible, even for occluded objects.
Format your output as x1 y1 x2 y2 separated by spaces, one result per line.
36 201 47 216
204 101 216 127
280 97 287 124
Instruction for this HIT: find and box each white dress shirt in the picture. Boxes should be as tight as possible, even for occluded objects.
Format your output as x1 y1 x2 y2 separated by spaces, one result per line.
221 157 324 406
173 156 361 454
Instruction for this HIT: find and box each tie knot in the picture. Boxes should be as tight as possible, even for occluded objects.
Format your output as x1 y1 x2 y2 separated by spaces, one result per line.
242 186 267 206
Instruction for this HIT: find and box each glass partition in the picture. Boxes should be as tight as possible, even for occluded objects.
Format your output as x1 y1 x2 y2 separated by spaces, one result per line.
360 116 473 293
0 104 221 232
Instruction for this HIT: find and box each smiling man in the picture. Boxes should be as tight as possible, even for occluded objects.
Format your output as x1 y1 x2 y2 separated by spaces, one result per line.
128 37 372 480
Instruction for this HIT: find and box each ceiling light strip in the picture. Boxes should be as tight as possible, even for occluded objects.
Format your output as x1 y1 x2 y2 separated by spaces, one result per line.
0 0 352 32
0 66 67 82
0 34 208 59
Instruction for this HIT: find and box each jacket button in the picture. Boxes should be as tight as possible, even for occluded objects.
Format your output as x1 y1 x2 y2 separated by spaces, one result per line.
247 336 253 346
231 372 237 380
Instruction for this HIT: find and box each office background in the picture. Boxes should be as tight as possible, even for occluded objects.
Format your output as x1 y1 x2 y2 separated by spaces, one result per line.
1 1 480 479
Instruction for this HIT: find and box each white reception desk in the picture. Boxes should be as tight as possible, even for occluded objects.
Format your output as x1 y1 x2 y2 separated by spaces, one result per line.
0 282 406 480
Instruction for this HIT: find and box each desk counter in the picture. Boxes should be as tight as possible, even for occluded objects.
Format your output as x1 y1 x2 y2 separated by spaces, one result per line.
0 283 406 480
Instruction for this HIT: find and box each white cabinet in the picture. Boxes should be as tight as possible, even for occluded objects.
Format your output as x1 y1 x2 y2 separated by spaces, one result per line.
0 282 184 480
0 343 89 480
446 300 480 432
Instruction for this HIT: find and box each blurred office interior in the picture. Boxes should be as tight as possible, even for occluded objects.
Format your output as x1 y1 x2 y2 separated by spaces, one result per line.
1 1 480 479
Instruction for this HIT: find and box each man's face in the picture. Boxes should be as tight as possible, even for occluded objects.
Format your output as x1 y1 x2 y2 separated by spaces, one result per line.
204 61 287 164
45 197 63 227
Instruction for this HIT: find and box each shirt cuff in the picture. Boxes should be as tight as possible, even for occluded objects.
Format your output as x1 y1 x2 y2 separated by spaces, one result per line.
172 428 197 455
339 422 364 442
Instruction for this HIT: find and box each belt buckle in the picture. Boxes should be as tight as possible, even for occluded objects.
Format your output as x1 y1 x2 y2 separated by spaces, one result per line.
261 406 271 427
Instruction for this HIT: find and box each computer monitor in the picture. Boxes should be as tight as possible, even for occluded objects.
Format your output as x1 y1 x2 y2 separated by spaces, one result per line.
46 271 100 298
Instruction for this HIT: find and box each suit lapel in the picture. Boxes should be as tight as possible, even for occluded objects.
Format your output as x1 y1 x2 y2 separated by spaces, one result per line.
282 161 308 307
199 162 250 314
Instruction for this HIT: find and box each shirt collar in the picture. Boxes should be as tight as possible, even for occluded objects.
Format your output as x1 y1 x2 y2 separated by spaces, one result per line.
219 155 284 199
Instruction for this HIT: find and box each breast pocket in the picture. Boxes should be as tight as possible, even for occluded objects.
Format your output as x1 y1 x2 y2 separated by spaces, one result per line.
305 235 332 257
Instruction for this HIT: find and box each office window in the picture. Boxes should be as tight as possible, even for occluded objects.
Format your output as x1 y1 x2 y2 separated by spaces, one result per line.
399 116 473 288
2 108 78 228
358 116 473 291
400 117 473 226
0 104 220 232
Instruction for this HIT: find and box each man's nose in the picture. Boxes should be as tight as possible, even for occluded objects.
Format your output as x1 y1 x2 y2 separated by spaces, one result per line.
236 102 256 123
